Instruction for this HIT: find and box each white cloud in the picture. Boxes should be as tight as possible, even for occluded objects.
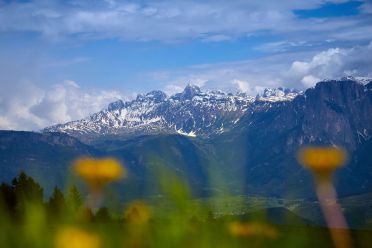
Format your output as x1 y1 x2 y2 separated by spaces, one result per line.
231 79 265 95
232 79 250 93
288 48 347 80
0 116 14 130
155 42 372 93
287 42 372 87
255 40 324 53
0 80 125 131
163 78 208 95
301 75 321 88
0 0 370 43
164 84 184 95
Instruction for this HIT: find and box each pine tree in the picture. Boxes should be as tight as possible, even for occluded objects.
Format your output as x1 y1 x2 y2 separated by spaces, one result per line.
66 185 83 211
94 207 111 222
12 172 44 215
0 182 16 215
47 186 66 217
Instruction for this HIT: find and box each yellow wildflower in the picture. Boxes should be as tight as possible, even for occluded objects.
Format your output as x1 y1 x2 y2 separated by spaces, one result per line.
297 146 347 174
73 157 126 188
228 221 279 239
298 146 352 248
124 201 152 224
55 227 101 248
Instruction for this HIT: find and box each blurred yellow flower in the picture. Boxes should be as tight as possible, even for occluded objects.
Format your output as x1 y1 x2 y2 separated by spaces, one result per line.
73 157 126 188
297 146 347 174
298 147 352 248
55 227 101 248
228 221 279 239
124 201 151 224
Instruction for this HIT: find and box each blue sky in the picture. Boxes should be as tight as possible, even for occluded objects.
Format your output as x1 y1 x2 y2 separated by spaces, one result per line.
0 0 372 130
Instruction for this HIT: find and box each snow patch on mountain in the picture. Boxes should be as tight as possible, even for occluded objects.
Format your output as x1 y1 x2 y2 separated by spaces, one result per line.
322 76 372 85
176 129 197 137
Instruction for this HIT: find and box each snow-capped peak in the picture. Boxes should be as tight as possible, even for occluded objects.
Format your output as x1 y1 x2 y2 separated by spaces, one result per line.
145 90 167 102
257 87 300 102
172 84 202 100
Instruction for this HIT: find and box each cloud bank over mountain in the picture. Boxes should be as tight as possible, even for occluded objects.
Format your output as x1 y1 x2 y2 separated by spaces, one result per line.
160 42 372 94
0 80 124 131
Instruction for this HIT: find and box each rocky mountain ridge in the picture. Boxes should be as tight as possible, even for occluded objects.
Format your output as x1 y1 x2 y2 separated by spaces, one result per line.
44 84 300 141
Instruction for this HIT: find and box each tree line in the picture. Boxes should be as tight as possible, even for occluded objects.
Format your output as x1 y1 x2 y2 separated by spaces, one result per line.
0 172 111 222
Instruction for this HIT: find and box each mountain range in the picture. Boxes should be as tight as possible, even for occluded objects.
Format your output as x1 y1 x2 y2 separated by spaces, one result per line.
44 84 300 142
1 77 372 201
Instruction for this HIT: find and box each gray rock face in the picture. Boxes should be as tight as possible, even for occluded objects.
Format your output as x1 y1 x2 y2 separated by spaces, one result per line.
247 78 372 151
107 100 125 111
298 78 372 150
